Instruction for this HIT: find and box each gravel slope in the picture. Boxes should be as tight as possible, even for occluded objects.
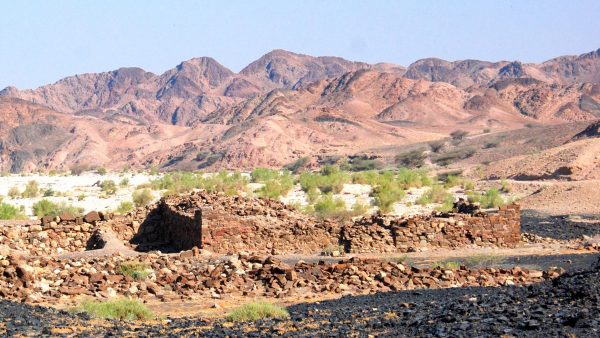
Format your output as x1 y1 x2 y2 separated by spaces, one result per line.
1 255 598 337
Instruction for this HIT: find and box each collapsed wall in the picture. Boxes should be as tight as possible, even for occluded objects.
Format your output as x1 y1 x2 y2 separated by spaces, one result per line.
122 193 520 255
0 192 521 257
342 204 521 253
0 212 109 256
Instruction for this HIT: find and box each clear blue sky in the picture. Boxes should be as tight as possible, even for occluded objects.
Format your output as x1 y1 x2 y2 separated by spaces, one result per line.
1 0 599 89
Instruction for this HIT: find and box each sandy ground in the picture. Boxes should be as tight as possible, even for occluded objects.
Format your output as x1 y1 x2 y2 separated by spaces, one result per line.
0 172 160 217
0 172 516 219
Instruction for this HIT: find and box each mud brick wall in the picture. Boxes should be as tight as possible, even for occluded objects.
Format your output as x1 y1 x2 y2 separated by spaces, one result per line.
154 203 202 251
342 204 521 253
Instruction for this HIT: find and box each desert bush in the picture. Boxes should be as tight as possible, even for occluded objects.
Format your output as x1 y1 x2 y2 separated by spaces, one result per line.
118 262 151 280
321 244 345 256
344 157 384 172
70 164 87 176
483 128 491 133
480 188 505 208
394 149 426 168
434 148 476 166
250 168 280 183
32 199 83 217
435 195 455 212
7 186 20 199
77 194 86 201
450 129 469 141
284 157 310 174
483 139 500 149
397 168 431 188
298 166 350 195
97 167 107 175
312 193 347 219
464 254 502 268
432 260 461 269
100 180 117 195
132 189 153 208
500 178 511 193
372 182 405 213
116 201 134 215
255 171 294 199
200 171 249 195
351 170 380 186
21 180 40 198
442 174 474 190
417 185 452 205
429 140 445 153
226 301 289 322
119 178 130 187
43 188 55 197
0 203 27 220
73 299 153 321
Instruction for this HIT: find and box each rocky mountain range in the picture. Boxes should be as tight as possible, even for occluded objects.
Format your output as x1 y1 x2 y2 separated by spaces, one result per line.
1 48 599 172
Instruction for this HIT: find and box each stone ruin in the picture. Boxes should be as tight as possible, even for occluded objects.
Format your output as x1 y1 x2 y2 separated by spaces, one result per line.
0 192 521 257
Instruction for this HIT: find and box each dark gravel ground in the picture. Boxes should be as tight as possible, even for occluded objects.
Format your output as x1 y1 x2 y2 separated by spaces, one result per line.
521 210 600 240
2 254 599 337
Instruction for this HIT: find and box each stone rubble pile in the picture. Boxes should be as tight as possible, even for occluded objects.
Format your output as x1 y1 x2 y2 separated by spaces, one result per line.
342 204 521 253
0 211 109 256
0 252 563 305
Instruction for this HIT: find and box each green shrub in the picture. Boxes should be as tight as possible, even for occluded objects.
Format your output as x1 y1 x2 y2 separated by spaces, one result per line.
480 188 505 208
298 166 350 195
7 186 20 199
0 203 27 220
226 301 289 322
119 178 130 187
148 165 159 175
500 178 511 193
21 180 39 198
73 299 153 321
442 174 474 190
97 167 107 175
394 149 426 169
397 168 431 188
77 194 86 201
435 195 455 212
351 170 380 186
100 180 117 195
372 182 405 213
255 171 294 199
116 201 134 215
32 199 83 218
417 185 452 205
313 193 347 219
200 171 248 195
118 262 151 280
250 168 280 183
43 188 55 197
432 260 461 269
132 189 153 208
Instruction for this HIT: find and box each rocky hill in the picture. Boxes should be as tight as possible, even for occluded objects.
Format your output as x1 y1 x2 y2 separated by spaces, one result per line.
1 48 599 172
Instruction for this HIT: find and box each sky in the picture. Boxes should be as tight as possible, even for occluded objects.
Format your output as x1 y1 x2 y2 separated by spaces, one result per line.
1 0 599 89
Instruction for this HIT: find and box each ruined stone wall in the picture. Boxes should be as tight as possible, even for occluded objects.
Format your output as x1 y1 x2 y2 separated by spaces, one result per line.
0 211 108 256
158 192 340 255
342 204 521 253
